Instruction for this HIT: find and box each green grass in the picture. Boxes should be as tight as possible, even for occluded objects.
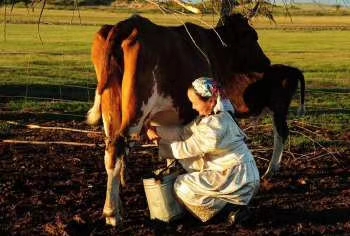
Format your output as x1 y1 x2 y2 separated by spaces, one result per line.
258 30 350 86
0 24 96 85
0 121 12 137
0 7 349 150
7 99 91 114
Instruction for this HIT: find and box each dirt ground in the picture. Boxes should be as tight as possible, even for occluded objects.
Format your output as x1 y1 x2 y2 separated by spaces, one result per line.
0 117 349 235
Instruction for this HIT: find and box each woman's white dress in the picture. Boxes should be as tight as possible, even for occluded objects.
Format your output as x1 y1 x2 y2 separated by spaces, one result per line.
156 111 260 222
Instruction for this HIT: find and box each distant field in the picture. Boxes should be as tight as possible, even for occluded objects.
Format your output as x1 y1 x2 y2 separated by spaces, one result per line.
0 7 349 136
3 6 350 26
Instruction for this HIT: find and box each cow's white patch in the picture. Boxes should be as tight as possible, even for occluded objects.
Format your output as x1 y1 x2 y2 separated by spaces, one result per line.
128 80 180 137
262 123 284 179
103 151 122 225
102 113 110 138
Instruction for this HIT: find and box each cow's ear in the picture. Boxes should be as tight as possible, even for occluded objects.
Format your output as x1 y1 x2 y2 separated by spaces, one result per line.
236 15 257 40
217 14 233 27
222 13 258 41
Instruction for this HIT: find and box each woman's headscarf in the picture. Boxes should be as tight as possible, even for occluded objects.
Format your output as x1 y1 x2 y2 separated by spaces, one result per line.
192 77 235 114
192 77 218 98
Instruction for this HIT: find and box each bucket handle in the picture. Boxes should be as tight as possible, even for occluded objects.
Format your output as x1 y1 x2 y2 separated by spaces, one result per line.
155 159 177 180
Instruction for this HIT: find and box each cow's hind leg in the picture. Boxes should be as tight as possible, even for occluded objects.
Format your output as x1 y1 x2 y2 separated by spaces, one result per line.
100 83 124 226
103 138 124 226
262 113 288 179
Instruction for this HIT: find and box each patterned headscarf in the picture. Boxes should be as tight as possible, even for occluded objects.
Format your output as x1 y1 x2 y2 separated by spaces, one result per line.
192 77 235 114
192 77 219 98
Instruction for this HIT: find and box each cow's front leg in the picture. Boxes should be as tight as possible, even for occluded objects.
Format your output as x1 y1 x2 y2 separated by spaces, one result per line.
103 139 123 226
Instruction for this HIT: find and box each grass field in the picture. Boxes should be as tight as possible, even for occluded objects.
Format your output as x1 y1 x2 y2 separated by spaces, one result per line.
0 6 349 148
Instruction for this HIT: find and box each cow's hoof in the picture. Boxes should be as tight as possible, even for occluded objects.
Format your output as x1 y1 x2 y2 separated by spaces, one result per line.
105 216 117 226
103 208 122 226
261 167 278 180
261 172 272 180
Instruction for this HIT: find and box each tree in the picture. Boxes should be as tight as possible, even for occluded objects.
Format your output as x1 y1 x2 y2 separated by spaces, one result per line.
155 0 277 20
4 0 348 41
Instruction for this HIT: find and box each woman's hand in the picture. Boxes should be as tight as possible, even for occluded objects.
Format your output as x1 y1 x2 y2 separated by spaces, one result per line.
146 127 160 145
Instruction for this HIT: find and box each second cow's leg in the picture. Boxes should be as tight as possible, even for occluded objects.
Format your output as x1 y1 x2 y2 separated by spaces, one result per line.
262 113 288 179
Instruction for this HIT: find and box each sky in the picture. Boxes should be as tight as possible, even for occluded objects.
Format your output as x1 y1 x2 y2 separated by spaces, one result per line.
283 0 348 5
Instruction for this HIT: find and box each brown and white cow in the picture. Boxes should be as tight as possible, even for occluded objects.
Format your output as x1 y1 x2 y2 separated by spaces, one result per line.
87 14 304 226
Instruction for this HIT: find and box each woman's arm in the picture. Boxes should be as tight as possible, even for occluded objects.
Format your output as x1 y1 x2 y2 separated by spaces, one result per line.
159 115 224 159
146 126 160 144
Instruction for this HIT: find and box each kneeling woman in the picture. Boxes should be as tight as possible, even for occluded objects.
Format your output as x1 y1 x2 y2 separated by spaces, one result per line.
146 77 260 223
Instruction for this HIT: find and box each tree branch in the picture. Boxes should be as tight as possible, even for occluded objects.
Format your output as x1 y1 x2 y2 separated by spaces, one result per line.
6 121 102 134
2 139 98 147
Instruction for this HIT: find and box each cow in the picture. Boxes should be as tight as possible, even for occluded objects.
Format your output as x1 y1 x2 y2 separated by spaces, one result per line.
86 14 305 226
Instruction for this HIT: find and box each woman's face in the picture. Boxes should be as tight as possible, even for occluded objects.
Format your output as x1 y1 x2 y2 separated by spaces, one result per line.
187 88 216 116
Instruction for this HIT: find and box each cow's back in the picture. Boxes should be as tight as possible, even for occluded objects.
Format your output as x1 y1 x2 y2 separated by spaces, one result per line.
118 16 214 123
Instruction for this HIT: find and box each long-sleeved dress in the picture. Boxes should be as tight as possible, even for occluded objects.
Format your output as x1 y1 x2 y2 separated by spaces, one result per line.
156 111 260 222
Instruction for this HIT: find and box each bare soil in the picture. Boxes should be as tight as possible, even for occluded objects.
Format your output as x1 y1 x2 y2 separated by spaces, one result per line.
0 117 349 235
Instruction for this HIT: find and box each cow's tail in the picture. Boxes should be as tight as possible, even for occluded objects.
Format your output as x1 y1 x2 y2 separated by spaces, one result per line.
87 23 126 125
86 89 102 125
297 69 306 116
97 25 120 95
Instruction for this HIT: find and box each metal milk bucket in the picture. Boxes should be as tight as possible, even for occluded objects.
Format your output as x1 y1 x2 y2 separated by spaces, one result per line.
143 172 184 222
